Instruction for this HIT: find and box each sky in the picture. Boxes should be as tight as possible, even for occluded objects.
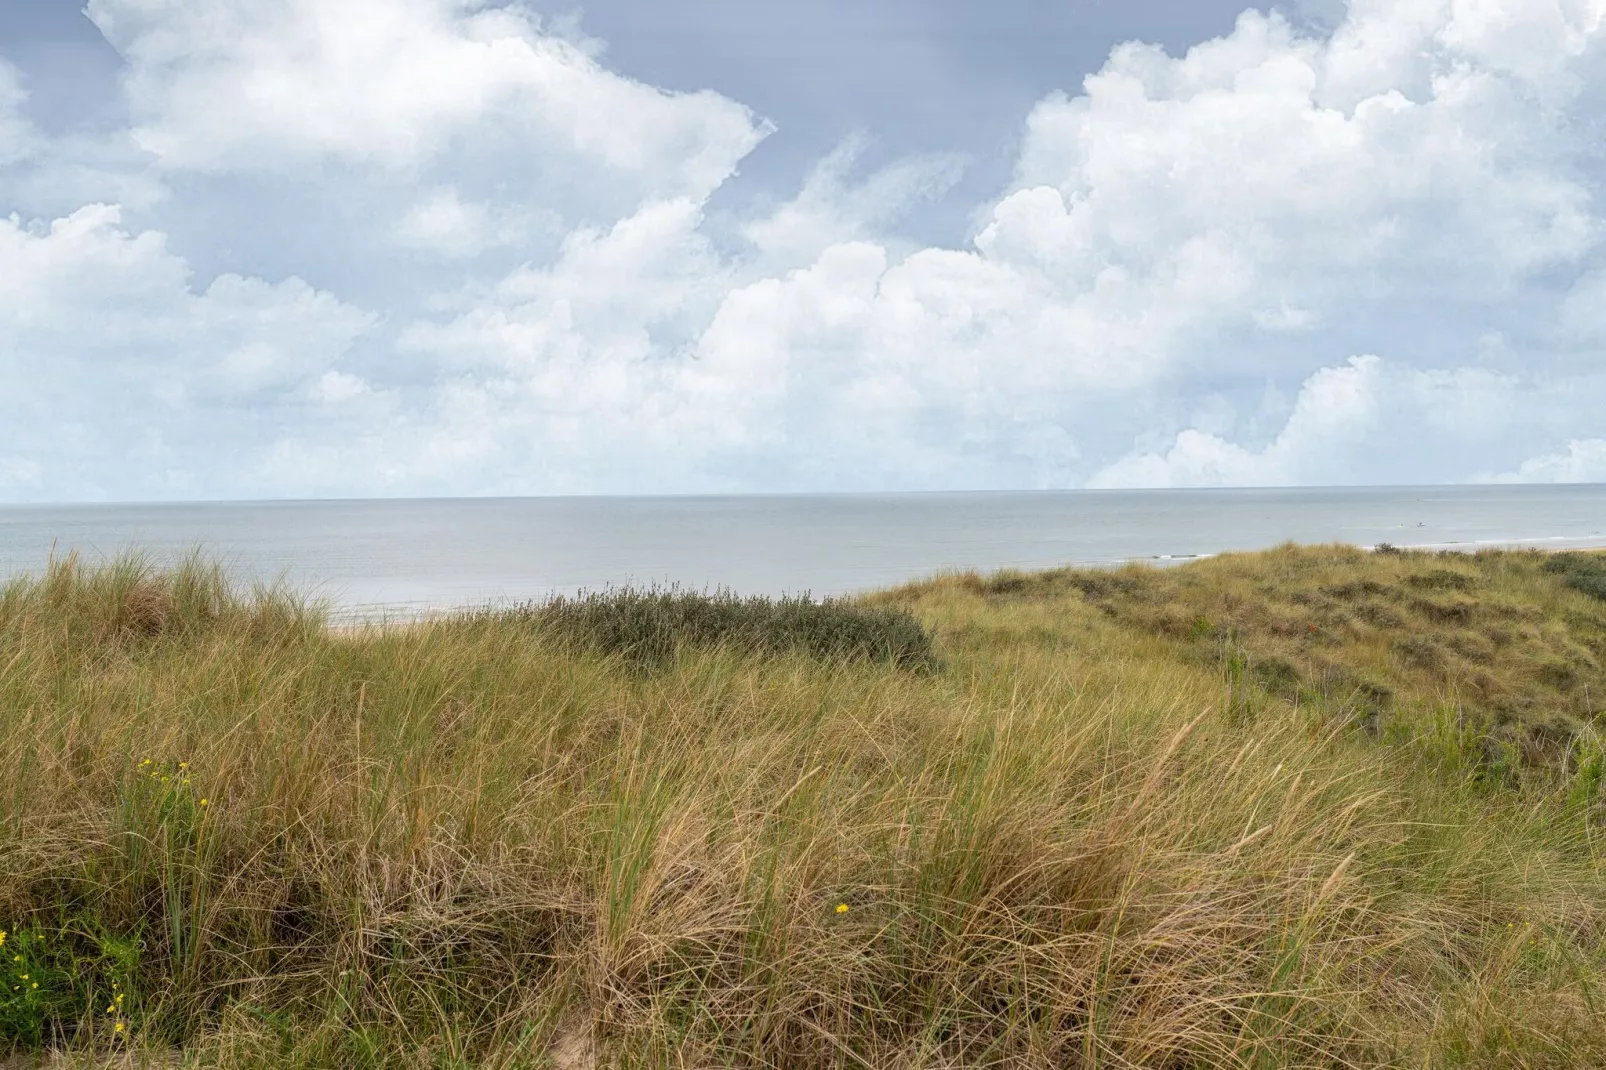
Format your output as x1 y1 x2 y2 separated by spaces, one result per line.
0 0 1602 501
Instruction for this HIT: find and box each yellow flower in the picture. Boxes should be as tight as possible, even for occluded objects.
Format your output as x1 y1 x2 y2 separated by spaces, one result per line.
115 1022 125 1033
107 1005 115 1013
30 983 36 989
179 762 188 769
140 759 150 766
0 930 7 945
200 798 209 806
835 903 849 914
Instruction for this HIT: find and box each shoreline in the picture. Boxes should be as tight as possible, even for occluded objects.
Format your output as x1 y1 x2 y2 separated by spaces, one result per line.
322 537 1606 630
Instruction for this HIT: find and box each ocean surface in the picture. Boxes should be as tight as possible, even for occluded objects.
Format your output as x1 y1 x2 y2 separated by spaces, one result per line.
2 486 1604 621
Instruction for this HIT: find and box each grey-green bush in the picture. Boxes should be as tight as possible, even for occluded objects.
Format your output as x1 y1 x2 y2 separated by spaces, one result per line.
498 587 938 671
1544 552 1606 602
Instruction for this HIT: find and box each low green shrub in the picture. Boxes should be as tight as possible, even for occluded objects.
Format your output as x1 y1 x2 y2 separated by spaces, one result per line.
0 924 76 1049
1543 552 1606 602
499 587 938 671
0 920 138 1051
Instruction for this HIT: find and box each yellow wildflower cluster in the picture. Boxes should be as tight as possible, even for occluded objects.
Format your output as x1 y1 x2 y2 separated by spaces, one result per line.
136 757 212 808
140 757 192 787
105 981 128 1038
2 928 40 994
0 924 58 1035
0 924 131 1040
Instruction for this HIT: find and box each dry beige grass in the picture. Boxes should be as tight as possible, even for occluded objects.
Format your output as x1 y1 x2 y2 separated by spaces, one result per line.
0 548 1603 1067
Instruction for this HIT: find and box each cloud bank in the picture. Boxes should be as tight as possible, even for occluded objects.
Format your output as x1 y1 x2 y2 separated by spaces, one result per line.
2 0 1604 499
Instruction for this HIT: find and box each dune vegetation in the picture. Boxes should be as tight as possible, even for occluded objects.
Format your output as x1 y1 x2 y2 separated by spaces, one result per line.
0 544 1604 1068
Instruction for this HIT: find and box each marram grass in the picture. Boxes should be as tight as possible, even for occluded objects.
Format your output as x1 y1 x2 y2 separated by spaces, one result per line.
0 547 1603 1068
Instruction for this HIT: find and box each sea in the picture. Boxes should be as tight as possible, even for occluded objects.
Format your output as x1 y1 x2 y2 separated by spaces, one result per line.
2 486 1604 622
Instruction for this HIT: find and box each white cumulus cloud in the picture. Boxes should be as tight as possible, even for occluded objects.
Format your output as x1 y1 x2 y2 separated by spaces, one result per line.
0 205 374 499
89 0 767 201
741 133 968 267
1494 439 1606 483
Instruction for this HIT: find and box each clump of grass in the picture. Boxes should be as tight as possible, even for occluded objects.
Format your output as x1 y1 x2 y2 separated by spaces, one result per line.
0 550 325 650
497 586 938 672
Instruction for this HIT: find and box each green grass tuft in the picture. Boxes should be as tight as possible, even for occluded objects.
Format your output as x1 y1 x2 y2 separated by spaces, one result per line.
496 586 938 672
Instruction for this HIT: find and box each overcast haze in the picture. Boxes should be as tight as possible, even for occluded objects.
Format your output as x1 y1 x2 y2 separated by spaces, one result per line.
1 0 1603 501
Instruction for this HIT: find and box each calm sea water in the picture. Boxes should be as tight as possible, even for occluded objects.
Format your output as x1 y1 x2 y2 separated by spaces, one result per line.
2 486 1604 621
